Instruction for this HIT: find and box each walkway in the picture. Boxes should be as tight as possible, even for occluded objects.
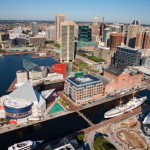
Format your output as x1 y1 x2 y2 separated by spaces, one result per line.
76 110 94 126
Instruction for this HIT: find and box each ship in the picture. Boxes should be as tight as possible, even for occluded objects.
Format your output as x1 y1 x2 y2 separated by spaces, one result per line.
104 96 147 118
8 140 43 150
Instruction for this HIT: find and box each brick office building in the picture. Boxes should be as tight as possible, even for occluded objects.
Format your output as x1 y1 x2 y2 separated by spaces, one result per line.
103 67 142 95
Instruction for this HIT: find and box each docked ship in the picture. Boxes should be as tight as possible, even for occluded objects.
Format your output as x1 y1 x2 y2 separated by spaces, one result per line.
104 96 147 118
8 140 43 150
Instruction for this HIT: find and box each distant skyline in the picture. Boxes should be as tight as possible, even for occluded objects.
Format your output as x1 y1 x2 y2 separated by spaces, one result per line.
0 0 150 24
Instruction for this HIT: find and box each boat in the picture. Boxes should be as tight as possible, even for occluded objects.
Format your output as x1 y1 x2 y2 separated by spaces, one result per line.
8 140 43 150
104 96 147 118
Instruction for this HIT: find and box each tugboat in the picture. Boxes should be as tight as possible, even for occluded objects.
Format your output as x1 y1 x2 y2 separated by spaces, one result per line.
104 96 147 118
8 140 43 150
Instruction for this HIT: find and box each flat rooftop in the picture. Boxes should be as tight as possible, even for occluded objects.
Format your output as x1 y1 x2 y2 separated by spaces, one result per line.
67 74 102 87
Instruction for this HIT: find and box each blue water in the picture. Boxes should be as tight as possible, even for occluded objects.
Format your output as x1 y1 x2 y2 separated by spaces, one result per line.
0 55 57 96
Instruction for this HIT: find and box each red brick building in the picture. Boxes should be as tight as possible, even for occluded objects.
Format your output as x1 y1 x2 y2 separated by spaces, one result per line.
103 67 142 95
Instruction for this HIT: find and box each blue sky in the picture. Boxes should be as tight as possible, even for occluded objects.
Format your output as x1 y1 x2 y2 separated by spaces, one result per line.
0 0 150 24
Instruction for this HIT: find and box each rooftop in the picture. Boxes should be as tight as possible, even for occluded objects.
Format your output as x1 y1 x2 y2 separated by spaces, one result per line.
67 74 102 87
105 66 123 76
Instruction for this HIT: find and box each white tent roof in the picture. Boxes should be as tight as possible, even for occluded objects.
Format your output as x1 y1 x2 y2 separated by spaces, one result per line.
9 81 45 104
143 112 150 124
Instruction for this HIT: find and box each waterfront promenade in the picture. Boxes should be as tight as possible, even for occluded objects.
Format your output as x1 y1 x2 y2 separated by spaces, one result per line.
0 88 149 135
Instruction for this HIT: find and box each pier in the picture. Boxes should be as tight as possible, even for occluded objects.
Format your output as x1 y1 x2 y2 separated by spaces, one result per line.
76 110 94 126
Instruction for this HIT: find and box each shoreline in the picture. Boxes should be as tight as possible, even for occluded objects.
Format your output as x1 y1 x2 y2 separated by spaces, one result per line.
0 89 148 135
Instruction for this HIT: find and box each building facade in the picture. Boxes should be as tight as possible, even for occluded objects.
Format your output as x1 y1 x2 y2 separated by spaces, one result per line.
144 31 150 49
0 32 9 41
52 63 67 78
64 74 104 105
104 67 142 94
32 22 39 36
126 20 143 48
110 33 124 51
60 21 76 63
103 28 110 46
99 17 107 41
46 26 56 41
92 16 100 42
113 46 141 70
55 14 65 43
29 36 46 46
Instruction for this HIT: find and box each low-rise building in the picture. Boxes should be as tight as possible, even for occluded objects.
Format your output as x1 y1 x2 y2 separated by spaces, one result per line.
64 74 104 105
104 67 142 94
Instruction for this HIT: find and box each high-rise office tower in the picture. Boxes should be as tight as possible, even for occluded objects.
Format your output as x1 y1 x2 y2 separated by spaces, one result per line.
110 33 124 51
46 26 56 41
32 22 39 36
99 17 107 41
78 26 92 42
144 31 150 49
126 20 143 48
55 14 65 43
103 28 110 46
60 21 76 63
92 16 100 42
135 31 145 49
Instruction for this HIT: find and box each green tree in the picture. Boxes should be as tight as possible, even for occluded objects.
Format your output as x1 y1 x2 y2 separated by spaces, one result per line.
54 43 60 48
77 132 85 142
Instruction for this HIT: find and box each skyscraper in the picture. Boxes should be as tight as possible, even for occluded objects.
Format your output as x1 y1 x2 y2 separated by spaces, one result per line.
144 31 150 49
103 28 110 46
110 33 124 51
126 20 143 48
92 16 100 42
46 26 56 41
135 31 145 49
55 14 65 43
32 22 39 36
78 26 92 42
99 17 107 41
60 21 76 63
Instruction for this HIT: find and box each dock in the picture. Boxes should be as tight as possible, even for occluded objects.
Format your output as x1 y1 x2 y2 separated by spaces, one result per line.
76 110 94 126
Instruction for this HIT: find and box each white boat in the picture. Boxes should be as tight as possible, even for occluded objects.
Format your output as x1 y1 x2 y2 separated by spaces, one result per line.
0 54 3 57
104 96 147 118
8 140 43 150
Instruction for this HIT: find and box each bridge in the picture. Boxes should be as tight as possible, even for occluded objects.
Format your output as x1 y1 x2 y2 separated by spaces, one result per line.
76 110 94 126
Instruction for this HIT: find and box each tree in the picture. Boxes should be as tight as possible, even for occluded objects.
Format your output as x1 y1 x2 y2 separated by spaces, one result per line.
77 131 85 142
54 42 60 48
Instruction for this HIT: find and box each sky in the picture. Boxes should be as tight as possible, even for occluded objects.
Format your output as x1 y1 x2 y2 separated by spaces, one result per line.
0 0 150 24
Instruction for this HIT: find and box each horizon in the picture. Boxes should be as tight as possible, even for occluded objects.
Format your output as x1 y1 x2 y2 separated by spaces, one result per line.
0 0 150 24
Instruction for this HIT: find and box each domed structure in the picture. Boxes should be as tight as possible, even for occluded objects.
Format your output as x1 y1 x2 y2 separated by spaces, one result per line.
131 20 140 25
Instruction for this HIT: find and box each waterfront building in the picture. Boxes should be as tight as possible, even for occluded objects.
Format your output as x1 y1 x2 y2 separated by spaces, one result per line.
104 67 142 94
32 22 39 36
3 82 46 123
99 17 107 42
46 26 56 41
92 16 100 42
0 32 9 41
29 36 46 46
110 33 124 51
11 37 28 46
113 46 141 70
103 28 110 46
64 74 104 105
127 20 143 48
55 14 65 43
60 21 76 63
52 63 67 78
